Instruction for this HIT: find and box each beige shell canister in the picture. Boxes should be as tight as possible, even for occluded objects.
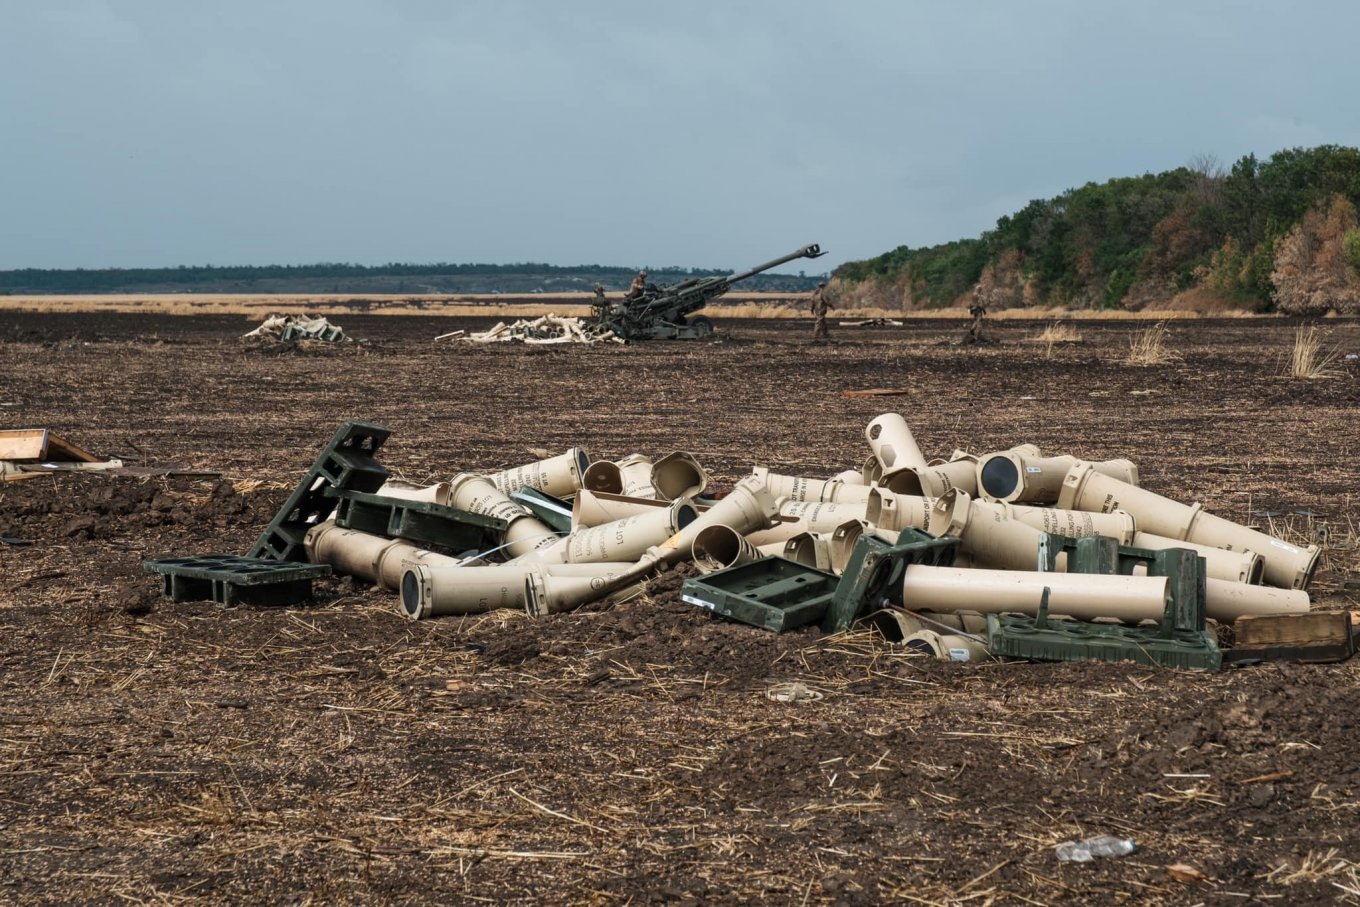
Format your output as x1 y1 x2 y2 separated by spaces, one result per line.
1057 462 1320 589
654 474 783 564
489 448 591 499
926 489 1046 571
901 564 1172 622
998 501 1136 544
976 452 1137 505
691 524 763 574
866 488 935 532
571 489 675 529
447 472 560 558
865 413 928 474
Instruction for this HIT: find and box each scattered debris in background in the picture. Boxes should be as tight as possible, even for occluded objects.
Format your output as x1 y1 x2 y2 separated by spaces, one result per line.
242 314 352 343
0 428 122 482
458 314 623 345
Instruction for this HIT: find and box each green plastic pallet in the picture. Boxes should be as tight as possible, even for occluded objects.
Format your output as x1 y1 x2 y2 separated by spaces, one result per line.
681 556 840 632
331 489 508 551
144 555 331 608
1038 534 1207 633
248 421 391 562
822 528 959 633
986 588 1221 671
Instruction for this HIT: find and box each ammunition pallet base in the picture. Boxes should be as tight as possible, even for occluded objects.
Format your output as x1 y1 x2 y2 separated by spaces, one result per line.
987 613 1221 671
248 421 391 562
681 557 839 633
1039 534 1207 632
144 555 331 608
332 490 507 551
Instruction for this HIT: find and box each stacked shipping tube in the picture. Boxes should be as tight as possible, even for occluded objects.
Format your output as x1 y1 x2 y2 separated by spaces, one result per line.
302 414 1318 631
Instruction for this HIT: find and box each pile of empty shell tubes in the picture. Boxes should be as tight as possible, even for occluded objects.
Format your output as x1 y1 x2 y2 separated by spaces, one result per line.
302 413 1318 624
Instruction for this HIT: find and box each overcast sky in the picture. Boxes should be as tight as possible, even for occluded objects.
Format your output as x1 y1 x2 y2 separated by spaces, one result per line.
3 1 1358 273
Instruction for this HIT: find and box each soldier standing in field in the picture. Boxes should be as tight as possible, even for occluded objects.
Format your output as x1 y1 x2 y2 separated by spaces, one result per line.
966 287 988 344
810 281 832 341
625 269 649 301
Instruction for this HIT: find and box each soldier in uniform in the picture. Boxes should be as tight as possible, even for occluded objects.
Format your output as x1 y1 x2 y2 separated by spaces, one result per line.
810 281 832 341
590 282 611 315
966 287 988 344
625 268 649 301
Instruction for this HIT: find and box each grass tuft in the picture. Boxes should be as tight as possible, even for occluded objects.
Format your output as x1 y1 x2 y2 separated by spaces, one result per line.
1125 321 1180 366
1287 325 1341 379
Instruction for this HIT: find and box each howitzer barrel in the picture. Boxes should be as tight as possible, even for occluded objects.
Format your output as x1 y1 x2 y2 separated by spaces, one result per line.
726 244 826 284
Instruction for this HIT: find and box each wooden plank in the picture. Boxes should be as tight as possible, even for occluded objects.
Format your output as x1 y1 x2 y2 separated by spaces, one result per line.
1235 611 1352 647
41 431 100 462
0 429 49 460
841 388 909 398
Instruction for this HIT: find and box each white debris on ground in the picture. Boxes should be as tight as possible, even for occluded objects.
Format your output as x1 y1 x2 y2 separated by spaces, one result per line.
242 314 351 343
457 314 624 345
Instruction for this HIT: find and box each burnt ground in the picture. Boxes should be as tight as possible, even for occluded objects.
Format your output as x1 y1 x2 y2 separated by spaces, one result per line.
1 311 1359 905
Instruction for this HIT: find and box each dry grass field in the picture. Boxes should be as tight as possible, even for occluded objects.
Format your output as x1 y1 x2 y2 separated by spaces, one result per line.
2 308 1359 904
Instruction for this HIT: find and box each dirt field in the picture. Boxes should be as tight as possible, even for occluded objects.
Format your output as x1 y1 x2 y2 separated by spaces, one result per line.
2 310 1359 905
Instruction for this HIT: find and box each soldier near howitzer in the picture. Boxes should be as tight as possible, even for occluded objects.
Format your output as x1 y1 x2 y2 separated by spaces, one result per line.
810 281 833 341
965 287 988 344
625 269 649 301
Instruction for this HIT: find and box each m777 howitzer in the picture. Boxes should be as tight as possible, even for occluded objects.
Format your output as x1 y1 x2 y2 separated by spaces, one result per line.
593 243 827 341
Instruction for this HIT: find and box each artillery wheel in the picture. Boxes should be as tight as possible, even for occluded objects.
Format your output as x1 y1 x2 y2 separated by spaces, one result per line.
689 316 714 338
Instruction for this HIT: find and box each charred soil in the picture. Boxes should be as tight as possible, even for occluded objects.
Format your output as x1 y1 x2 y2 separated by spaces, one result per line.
2 312 1360 904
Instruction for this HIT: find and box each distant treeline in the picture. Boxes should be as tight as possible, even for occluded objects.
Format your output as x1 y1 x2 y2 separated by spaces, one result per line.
835 145 1360 313
0 261 823 295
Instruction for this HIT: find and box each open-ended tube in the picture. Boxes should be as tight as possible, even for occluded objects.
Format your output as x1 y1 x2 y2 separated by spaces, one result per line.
571 490 675 529
375 481 451 505
522 500 698 565
580 460 625 495
650 451 708 500
927 490 1047 571
881 452 979 499
783 519 867 575
783 531 834 572
866 488 935 532
447 472 560 559
1057 462 1320 589
691 524 762 573
304 521 462 590
900 564 1172 621
401 560 639 620
1131 532 1264 584
996 502 1136 544
489 448 591 498
751 467 874 505
865 413 928 474
975 452 1138 504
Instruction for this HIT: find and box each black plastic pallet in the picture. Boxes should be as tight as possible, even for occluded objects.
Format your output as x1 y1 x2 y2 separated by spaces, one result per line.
331 489 508 551
248 421 391 562
144 555 331 608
